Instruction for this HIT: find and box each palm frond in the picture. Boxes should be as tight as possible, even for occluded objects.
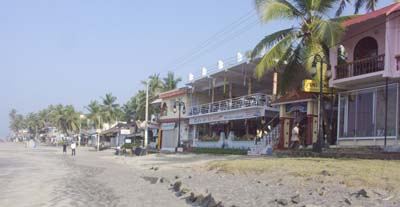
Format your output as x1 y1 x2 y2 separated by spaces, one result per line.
255 0 303 23
354 0 367 14
255 32 296 78
312 19 344 48
335 0 352 17
251 28 297 59
331 14 359 22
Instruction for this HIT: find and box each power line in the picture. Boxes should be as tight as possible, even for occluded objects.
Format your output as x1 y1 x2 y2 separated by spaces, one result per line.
165 10 258 71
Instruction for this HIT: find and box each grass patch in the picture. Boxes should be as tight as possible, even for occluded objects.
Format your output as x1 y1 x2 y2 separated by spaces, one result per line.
192 148 247 155
207 158 400 191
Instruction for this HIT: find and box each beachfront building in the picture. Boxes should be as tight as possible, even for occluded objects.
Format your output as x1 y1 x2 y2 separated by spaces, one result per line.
186 58 279 150
157 88 192 152
330 3 400 146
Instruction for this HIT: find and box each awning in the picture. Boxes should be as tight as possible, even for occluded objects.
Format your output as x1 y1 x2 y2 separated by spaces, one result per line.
151 98 162 104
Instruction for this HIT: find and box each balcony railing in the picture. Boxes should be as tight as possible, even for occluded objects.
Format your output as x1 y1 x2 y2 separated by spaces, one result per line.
187 93 271 116
335 54 385 79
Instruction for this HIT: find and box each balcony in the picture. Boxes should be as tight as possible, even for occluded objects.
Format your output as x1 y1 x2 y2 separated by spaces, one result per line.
335 54 385 80
187 93 272 116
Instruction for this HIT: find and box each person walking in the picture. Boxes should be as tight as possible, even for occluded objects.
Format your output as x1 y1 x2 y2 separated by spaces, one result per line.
62 140 67 155
290 122 300 149
71 142 76 156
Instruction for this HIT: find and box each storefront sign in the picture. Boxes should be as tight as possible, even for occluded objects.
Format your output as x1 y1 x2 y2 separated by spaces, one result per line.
286 103 307 113
120 129 131 135
125 138 132 144
189 108 265 124
302 79 330 93
161 123 176 130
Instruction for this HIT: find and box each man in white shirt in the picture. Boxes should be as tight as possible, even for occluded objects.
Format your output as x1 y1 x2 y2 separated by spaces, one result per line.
290 122 300 149
71 142 76 156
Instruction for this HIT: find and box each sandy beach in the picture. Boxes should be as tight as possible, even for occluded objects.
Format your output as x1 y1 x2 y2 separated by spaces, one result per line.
1 142 400 207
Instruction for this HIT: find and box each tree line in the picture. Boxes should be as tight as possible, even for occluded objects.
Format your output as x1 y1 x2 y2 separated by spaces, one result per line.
9 72 181 139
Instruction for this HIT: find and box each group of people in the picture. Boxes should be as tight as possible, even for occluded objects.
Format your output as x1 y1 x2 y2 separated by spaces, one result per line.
62 141 77 156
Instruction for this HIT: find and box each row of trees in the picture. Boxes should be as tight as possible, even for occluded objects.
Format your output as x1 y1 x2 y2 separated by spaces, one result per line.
9 72 182 139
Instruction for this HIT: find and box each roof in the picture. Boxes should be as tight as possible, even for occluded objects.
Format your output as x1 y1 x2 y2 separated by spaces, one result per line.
344 3 400 27
271 91 317 105
159 88 190 99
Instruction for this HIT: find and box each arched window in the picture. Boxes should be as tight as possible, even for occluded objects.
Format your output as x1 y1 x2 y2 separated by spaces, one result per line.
354 37 378 60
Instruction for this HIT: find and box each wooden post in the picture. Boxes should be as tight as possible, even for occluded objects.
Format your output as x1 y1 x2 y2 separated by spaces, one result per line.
248 78 252 95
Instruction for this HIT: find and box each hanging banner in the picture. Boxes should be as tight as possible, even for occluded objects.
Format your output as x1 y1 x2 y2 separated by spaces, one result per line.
189 108 265 125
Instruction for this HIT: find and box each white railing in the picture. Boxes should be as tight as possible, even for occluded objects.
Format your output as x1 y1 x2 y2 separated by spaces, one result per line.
187 93 272 116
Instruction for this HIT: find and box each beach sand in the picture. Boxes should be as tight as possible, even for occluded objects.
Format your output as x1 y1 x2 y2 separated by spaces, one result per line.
1 142 399 207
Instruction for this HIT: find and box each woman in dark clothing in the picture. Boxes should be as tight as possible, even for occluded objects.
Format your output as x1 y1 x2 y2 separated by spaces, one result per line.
62 141 67 154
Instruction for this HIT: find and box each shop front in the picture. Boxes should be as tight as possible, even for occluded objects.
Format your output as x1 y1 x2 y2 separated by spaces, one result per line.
272 91 319 149
189 104 279 149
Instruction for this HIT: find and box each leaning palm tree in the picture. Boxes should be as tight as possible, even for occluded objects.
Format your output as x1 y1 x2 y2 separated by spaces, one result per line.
252 0 348 93
101 93 120 126
162 72 182 92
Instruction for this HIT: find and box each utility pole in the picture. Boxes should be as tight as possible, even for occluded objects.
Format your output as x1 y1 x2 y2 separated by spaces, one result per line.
144 82 149 148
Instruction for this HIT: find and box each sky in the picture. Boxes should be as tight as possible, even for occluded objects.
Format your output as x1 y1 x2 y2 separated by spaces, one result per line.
0 0 394 138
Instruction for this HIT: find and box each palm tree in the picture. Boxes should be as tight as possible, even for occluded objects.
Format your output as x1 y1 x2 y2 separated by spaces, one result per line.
336 0 400 16
162 72 182 91
63 105 80 134
121 97 137 123
86 100 104 130
51 104 69 135
252 0 347 93
9 109 25 136
134 90 147 120
25 112 41 139
101 93 120 126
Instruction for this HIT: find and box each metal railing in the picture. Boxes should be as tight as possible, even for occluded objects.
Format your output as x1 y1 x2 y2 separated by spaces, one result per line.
187 93 271 116
335 54 385 79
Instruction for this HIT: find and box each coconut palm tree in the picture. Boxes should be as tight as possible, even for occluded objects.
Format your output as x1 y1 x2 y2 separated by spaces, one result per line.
336 0 400 16
121 96 138 123
9 109 25 136
25 112 42 139
162 72 182 92
252 0 348 93
63 105 80 134
101 93 120 126
52 105 80 135
86 100 104 130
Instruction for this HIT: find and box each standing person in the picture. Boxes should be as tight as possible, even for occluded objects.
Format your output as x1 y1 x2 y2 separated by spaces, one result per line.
290 122 300 149
62 140 67 154
71 142 76 156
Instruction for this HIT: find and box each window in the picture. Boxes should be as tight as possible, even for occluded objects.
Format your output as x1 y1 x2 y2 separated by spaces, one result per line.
338 84 398 138
354 37 378 60
376 85 397 136
355 91 374 137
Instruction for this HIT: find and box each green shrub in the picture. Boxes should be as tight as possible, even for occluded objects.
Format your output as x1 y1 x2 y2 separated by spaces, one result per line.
192 148 247 155
122 143 135 149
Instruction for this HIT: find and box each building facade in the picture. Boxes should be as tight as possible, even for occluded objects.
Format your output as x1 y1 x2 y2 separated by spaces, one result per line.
157 88 192 152
186 59 279 150
330 3 400 146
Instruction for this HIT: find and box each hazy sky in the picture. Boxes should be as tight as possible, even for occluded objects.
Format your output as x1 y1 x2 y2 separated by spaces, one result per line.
0 0 393 138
